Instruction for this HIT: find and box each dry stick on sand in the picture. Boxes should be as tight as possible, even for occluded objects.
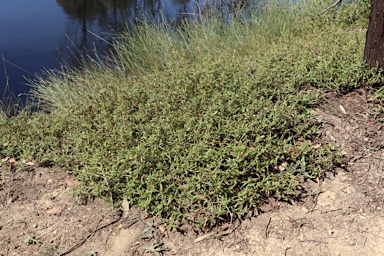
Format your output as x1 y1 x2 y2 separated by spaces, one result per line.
265 216 272 239
299 239 329 244
59 216 139 256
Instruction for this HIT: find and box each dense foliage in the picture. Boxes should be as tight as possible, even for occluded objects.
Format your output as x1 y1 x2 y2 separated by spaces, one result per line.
1 1 382 229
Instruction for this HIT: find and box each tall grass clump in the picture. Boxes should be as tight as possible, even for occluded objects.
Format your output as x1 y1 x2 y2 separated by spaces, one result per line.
2 0 382 229
0 93 29 119
0 104 6 121
32 0 313 110
112 0 311 75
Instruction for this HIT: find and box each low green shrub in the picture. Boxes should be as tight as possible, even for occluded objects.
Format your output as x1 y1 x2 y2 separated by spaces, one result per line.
0 58 343 228
1 0 380 229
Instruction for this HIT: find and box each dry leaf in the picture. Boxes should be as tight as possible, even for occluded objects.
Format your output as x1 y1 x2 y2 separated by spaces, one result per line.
194 233 213 243
313 143 322 149
65 178 81 187
121 197 130 216
329 135 336 141
46 207 62 215
339 104 347 114
158 225 168 237
25 161 35 166
7 197 14 204
278 162 288 171
8 158 16 165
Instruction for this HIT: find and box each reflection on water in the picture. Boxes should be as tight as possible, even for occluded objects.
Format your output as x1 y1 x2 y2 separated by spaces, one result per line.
0 0 253 98
55 0 222 65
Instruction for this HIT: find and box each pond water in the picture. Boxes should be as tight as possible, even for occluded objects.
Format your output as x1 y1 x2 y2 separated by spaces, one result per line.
0 0 221 100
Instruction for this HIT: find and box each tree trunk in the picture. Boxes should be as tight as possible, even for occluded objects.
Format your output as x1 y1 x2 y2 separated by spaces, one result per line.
364 0 384 68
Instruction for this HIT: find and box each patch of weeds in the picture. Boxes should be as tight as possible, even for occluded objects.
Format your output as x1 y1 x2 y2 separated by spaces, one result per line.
1 1 373 230
0 59 343 229
0 168 8 188
254 24 380 93
38 245 56 256
141 220 157 240
364 83 384 122
24 235 40 245
72 186 96 206
142 242 169 256
0 109 6 122
0 158 6 167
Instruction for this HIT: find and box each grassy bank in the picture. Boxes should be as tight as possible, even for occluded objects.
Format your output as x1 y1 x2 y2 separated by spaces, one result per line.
0 1 382 229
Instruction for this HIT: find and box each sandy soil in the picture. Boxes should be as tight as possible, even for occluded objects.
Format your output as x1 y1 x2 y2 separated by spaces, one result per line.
1 88 383 256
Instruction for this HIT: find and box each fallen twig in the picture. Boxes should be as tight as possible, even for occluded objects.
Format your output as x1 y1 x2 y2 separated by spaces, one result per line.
285 247 291 256
299 239 328 244
194 223 234 243
59 216 139 256
265 217 272 239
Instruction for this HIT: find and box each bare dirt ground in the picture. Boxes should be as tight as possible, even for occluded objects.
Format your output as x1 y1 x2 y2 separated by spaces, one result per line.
1 88 384 256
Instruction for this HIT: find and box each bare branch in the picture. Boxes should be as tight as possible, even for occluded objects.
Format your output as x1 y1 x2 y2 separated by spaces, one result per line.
319 0 343 15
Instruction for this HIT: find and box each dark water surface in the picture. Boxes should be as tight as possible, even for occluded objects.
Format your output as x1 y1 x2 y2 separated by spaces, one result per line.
0 0 209 99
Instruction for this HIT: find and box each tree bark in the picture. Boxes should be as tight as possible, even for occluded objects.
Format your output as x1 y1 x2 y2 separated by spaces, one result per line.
364 0 384 68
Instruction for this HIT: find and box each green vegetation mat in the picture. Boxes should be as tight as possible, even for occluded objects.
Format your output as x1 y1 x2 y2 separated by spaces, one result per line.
1 1 382 229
